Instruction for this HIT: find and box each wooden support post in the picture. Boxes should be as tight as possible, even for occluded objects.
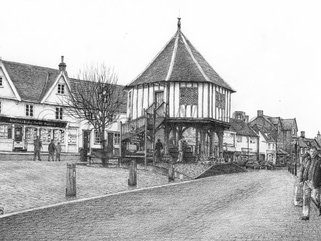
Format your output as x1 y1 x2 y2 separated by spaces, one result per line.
172 127 177 146
119 121 123 165
200 129 206 158
66 163 76 197
144 110 147 169
164 125 169 155
128 160 137 186
168 163 175 182
195 128 199 156
217 130 224 159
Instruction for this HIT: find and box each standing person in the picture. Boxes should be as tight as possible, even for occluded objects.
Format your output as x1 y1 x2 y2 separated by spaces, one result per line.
155 139 163 163
33 136 42 161
294 152 311 206
301 146 321 220
48 139 56 162
55 142 62 161
178 136 185 163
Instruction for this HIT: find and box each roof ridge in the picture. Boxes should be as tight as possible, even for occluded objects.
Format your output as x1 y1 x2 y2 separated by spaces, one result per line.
3 60 59 73
127 31 179 87
165 31 179 81
180 32 211 84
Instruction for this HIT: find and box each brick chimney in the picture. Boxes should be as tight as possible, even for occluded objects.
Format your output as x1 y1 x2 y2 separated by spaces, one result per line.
257 110 263 117
301 131 305 138
245 115 249 123
58 56 67 72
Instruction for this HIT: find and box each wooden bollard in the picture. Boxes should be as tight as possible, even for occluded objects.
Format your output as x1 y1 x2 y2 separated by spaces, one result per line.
66 163 76 197
128 160 137 186
168 163 175 182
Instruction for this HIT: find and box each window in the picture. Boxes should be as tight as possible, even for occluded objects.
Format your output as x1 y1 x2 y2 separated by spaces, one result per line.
250 137 256 144
57 84 65 94
180 87 198 105
94 130 102 144
237 136 242 142
26 104 34 117
215 91 226 109
0 125 12 139
114 133 120 145
0 77 3 87
0 101 1 113
55 107 63 120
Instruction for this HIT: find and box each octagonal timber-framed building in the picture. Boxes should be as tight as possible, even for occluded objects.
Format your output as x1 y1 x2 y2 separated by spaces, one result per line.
122 19 236 161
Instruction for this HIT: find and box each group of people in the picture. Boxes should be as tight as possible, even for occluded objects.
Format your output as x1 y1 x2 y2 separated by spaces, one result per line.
294 146 321 220
154 136 187 163
33 136 62 162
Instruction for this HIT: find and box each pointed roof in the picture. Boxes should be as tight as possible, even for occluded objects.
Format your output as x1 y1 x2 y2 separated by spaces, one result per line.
2 60 60 102
229 118 258 137
127 20 235 92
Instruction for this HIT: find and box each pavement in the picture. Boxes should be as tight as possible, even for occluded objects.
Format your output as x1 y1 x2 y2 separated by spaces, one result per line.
0 160 172 214
1 169 321 240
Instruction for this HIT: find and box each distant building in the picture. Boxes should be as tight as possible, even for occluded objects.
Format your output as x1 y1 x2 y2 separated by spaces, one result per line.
0 57 126 153
296 131 321 164
224 111 259 162
249 110 298 161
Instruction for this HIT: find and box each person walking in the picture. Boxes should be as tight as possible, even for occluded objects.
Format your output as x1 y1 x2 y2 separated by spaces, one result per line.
301 146 321 220
33 136 42 161
294 152 311 206
55 142 62 161
178 137 186 163
155 139 163 163
48 139 56 162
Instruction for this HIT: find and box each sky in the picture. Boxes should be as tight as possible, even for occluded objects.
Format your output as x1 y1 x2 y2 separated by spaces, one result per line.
1 0 321 137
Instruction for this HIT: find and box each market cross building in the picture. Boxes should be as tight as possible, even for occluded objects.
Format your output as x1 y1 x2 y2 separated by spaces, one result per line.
122 19 235 161
0 57 126 153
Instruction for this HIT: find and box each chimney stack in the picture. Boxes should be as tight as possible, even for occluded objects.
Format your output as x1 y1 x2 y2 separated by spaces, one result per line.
58 56 67 72
257 110 263 117
245 115 249 123
301 131 305 138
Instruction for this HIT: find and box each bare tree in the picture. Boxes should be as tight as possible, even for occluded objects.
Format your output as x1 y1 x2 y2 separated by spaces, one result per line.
65 65 124 166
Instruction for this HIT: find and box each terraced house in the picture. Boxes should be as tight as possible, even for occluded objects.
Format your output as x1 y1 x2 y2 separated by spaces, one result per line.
0 57 126 153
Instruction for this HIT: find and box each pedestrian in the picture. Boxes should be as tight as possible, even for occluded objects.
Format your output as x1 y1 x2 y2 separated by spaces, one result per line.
301 146 321 220
178 136 186 163
33 135 42 161
48 139 56 162
155 139 163 163
56 142 61 161
294 152 311 207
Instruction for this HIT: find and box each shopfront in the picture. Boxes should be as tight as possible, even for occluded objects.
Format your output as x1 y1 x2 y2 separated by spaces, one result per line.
0 116 78 152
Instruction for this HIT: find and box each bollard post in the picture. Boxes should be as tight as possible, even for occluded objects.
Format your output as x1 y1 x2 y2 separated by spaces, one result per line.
66 163 76 197
168 163 175 182
128 160 137 186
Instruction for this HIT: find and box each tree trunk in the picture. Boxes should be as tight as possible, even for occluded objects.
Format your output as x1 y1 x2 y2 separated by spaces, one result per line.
101 126 107 167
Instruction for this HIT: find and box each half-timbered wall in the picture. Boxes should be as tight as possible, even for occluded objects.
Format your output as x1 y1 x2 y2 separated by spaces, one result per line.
127 82 232 123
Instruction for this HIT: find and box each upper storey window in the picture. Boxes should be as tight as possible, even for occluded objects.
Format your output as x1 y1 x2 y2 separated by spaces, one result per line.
215 91 225 109
180 87 198 105
57 84 65 94
0 77 3 87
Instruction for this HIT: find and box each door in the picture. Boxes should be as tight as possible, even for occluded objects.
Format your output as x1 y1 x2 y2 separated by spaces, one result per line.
14 126 23 142
83 130 91 151
155 91 164 108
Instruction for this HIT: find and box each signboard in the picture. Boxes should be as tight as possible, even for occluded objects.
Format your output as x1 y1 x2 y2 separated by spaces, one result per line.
0 116 67 128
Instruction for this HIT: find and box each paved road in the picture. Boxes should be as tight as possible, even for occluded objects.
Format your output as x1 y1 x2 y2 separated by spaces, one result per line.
1 170 321 240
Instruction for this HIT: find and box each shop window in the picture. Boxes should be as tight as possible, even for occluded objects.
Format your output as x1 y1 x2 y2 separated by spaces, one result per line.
57 84 65 94
25 127 37 143
237 136 242 142
0 124 11 139
56 107 63 120
114 133 120 145
40 128 52 143
67 129 77 145
53 129 65 144
26 104 34 117
94 130 102 144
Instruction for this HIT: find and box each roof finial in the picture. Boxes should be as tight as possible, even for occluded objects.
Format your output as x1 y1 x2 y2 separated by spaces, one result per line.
177 17 181 30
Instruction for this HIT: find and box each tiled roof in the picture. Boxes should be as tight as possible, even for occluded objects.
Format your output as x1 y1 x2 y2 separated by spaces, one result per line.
2 60 60 102
127 29 235 92
251 125 275 142
298 137 321 150
281 119 297 131
229 118 258 137
2 60 127 113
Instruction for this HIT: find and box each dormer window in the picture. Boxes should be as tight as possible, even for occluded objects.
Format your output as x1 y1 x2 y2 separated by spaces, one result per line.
26 104 34 117
57 84 65 94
